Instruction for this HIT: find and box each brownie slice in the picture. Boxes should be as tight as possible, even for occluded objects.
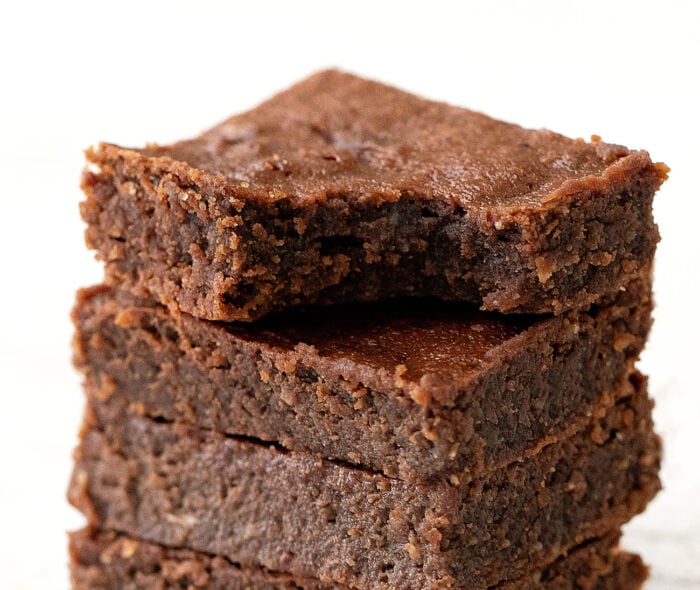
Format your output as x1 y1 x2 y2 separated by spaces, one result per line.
70 528 333 590
73 272 651 481
70 528 648 590
81 70 667 322
68 374 660 590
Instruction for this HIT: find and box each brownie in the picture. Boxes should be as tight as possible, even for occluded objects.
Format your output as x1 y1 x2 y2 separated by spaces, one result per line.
73 271 651 481
68 373 660 590
70 528 334 590
81 69 668 322
70 528 648 590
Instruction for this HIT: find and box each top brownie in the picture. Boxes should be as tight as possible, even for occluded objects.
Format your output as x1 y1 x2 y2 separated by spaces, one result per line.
82 70 667 321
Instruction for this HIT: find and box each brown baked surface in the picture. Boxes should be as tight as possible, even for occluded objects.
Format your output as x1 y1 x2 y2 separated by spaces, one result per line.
73 271 651 482
68 373 660 590
81 70 667 321
70 528 647 590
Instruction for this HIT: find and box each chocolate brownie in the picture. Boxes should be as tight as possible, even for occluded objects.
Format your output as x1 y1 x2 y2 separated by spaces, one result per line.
68 374 660 590
73 271 651 481
70 528 648 590
70 528 334 590
81 70 667 322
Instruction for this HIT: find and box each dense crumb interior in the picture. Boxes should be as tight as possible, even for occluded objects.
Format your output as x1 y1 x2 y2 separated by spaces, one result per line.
82 152 661 321
447 385 659 587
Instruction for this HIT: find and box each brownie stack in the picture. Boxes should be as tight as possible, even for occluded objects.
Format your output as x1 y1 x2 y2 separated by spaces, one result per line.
68 70 668 589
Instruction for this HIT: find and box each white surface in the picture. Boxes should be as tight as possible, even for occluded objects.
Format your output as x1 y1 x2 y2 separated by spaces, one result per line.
0 1 698 587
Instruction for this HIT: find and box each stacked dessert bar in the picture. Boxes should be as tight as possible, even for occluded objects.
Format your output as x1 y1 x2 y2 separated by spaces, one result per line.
68 70 668 589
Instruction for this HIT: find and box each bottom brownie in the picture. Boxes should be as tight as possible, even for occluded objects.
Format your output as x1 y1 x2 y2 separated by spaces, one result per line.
70 528 648 590
70 528 331 590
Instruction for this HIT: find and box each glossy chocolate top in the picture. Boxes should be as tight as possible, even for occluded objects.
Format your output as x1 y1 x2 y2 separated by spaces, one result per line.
127 69 648 210
229 299 532 398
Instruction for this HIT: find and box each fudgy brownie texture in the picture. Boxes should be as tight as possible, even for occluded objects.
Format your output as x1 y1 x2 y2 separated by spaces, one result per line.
68 374 660 590
73 271 651 482
81 69 667 322
70 528 648 590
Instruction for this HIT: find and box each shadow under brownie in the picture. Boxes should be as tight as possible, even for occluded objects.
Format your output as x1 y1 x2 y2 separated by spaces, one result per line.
68 373 660 590
69 528 647 590
73 271 651 482
81 70 667 322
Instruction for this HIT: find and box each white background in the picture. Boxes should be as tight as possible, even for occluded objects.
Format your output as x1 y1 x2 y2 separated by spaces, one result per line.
1 1 698 587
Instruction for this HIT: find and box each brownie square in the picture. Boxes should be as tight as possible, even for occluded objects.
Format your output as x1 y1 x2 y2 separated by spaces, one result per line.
81 70 667 321
73 270 651 481
69 528 647 590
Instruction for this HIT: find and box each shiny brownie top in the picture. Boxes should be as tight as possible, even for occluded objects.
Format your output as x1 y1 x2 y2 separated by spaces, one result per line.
120 69 652 210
